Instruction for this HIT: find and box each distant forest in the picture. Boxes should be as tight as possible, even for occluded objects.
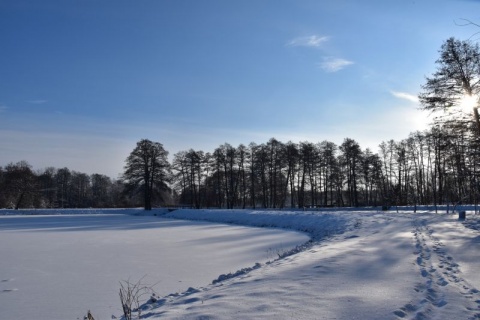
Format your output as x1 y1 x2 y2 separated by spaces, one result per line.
1 123 480 210
3 37 480 210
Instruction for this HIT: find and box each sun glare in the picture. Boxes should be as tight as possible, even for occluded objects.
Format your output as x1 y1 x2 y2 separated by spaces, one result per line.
459 94 478 113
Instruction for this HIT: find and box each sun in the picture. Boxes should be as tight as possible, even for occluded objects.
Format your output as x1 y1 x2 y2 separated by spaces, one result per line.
459 94 478 113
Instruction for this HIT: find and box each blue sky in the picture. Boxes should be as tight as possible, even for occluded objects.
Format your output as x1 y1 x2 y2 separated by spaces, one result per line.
1 0 480 178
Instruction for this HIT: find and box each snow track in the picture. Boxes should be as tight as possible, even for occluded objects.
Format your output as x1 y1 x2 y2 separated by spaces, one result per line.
396 218 480 320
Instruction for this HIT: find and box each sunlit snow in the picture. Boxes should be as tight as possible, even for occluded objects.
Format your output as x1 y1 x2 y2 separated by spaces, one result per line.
2 208 480 320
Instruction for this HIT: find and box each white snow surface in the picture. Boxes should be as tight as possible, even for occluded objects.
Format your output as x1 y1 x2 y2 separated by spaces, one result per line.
3 207 480 319
0 211 308 320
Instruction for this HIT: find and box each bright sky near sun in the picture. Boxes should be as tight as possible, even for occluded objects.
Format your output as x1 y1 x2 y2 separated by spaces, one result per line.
1 0 480 178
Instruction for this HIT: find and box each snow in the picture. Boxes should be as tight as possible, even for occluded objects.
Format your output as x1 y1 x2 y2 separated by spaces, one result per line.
0 212 309 320
2 208 480 319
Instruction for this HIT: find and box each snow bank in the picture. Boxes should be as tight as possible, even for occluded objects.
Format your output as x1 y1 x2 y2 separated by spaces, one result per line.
0 208 354 241
164 209 354 240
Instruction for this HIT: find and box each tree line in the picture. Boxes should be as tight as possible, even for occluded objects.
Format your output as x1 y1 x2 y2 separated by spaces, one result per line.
170 126 480 210
4 124 478 211
0 161 134 209
3 37 480 210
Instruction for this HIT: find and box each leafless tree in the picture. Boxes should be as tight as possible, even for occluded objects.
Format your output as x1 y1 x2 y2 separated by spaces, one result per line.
123 139 171 210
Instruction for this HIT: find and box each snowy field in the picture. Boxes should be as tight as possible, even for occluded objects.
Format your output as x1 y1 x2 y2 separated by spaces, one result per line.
2 208 480 320
0 212 309 320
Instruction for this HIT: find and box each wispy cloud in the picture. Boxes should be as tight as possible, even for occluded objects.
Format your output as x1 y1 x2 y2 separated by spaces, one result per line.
27 99 48 104
286 35 329 47
0 105 7 113
318 57 354 72
390 91 419 103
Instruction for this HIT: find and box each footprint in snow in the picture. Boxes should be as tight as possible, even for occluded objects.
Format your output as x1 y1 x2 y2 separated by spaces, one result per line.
394 303 418 318
1 278 14 282
437 279 448 286
394 309 406 318
417 257 424 266
1 288 18 293
434 300 447 307
414 283 426 292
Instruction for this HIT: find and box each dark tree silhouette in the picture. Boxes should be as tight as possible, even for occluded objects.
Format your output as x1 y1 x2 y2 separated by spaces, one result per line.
339 138 362 207
4 161 37 209
123 139 171 210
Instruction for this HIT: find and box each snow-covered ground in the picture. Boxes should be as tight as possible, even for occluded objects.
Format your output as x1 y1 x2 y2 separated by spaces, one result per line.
2 208 480 320
0 212 309 320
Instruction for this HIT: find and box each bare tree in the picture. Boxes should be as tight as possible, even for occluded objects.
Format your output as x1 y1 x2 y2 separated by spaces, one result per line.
123 139 171 210
91 174 113 207
4 161 37 209
339 138 362 207
37 167 57 208
419 37 480 133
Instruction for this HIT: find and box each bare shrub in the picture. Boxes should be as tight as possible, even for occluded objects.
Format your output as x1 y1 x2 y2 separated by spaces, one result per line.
84 310 95 320
119 276 157 320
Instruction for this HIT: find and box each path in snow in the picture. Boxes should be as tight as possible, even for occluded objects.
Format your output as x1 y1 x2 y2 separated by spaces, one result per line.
398 216 480 320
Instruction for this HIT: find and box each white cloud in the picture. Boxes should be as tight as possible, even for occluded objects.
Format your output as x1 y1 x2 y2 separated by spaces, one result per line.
286 35 329 47
390 91 419 103
318 57 354 72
